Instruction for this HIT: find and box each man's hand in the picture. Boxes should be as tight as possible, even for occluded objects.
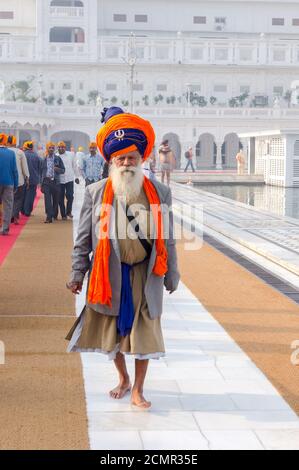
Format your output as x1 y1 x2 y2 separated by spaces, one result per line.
75 178 80 185
66 281 83 295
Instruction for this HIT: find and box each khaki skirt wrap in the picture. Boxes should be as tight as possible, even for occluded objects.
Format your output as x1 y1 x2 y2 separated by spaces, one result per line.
66 189 165 360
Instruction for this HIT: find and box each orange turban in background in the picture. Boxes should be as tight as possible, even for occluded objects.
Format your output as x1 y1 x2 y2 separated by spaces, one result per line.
57 141 66 148
89 141 97 149
0 133 7 145
23 141 34 151
46 142 56 154
7 135 17 147
96 107 155 162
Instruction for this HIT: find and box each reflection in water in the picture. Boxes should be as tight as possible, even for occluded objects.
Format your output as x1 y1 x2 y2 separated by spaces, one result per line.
194 184 299 220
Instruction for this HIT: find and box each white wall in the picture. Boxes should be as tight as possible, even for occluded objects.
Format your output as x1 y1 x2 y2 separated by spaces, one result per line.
0 0 36 35
97 0 299 36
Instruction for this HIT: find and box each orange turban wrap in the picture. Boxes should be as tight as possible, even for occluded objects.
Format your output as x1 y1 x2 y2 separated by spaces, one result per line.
0 133 7 145
7 135 17 147
58 141 66 148
23 141 34 151
96 108 155 162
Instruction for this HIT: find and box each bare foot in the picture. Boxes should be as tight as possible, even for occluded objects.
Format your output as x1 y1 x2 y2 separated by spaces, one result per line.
131 389 151 409
109 381 131 400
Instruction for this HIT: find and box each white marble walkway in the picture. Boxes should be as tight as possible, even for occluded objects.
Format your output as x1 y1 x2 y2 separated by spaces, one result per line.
72 183 299 451
171 182 299 286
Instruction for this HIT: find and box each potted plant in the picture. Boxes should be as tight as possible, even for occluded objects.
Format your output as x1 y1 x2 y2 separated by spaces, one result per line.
66 94 75 104
88 90 99 105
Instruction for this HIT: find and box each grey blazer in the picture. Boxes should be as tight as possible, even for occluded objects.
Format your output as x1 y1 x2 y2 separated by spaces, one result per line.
70 178 180 319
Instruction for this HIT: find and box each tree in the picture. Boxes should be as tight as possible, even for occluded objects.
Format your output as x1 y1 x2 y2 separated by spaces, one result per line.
8 79 34 102
283 90 292 108
66 94 75 104
121 99 129 107
110 96 118 104
154 94 164 104
142 95 149 106
78 98 85 106
88 90 99 105
210 96 217 105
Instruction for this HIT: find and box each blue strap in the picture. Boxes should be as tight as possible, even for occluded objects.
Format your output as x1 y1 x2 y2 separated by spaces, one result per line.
117 263 135 337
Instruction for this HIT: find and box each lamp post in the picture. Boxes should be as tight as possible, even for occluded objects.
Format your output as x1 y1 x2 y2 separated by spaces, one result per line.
186 83 191 107
37 73 43 104
123 32 137 113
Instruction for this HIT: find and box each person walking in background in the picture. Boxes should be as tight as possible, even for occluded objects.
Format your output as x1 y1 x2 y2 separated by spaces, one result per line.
37 144 45 159
40 142 65 224
159 139 175 186
75 146 85 177
56 141 80 220
184 146 195 173
236 149 246 175
7 135 29 225
22 141 42 217
0 134 18 235
80 142 104 186
142 149 156 180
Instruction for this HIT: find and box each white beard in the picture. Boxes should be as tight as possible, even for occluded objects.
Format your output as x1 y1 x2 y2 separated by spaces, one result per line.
110 161 144 204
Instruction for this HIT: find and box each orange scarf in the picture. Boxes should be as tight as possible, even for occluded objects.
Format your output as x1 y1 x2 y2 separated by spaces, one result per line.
87 177 168 307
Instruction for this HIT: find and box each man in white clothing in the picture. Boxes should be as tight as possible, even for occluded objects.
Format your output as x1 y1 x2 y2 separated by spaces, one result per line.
56 141 80 220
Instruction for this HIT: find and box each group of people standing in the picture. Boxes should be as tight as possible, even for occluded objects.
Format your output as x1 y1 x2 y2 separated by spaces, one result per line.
0 136 106 233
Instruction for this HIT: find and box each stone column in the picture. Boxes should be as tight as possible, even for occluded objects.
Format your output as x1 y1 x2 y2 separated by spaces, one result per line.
240 138 249 172
215 141 223 170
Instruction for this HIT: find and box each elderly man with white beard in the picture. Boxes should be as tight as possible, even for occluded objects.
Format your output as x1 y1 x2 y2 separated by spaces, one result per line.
66 107 180 409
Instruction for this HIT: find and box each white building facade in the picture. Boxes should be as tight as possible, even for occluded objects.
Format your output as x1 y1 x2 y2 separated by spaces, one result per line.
1 0 299 170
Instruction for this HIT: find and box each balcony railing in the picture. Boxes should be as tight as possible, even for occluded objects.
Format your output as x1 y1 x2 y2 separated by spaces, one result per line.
0 35 299 65
49 6 84 17
1 103 299 120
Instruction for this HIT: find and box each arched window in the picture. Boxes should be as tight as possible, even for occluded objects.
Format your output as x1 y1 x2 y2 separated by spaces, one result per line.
50 27 85 43
50 1 84 6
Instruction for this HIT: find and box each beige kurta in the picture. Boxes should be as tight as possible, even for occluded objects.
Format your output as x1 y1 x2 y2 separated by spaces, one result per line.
66 189 165 359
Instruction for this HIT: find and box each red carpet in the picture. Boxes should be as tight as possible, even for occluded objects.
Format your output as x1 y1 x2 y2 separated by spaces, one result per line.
0 190 42 267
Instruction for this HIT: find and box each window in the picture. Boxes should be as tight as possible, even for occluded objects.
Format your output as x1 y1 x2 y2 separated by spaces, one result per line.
49 27 85 43
190 84 201 93
239 49 252 61
135 14 148 23
106 83 117 91
215 17 226 24
50 82 55 90
273 49 286 61
292 18 299 26
157 84 167 92
51 1 83 6
273 86 283 95
193 16 206 24
136 47 145 59
294 140 299 156
214 84 227 93
113 14 126 22
272 18 284 26
0 11 14 19
155 46 169 60
215 48 228 60
62 82 72 90
105 46 119 58
190 47 203 60
133 83 143 91
79 82 84 90
240 85 250 94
